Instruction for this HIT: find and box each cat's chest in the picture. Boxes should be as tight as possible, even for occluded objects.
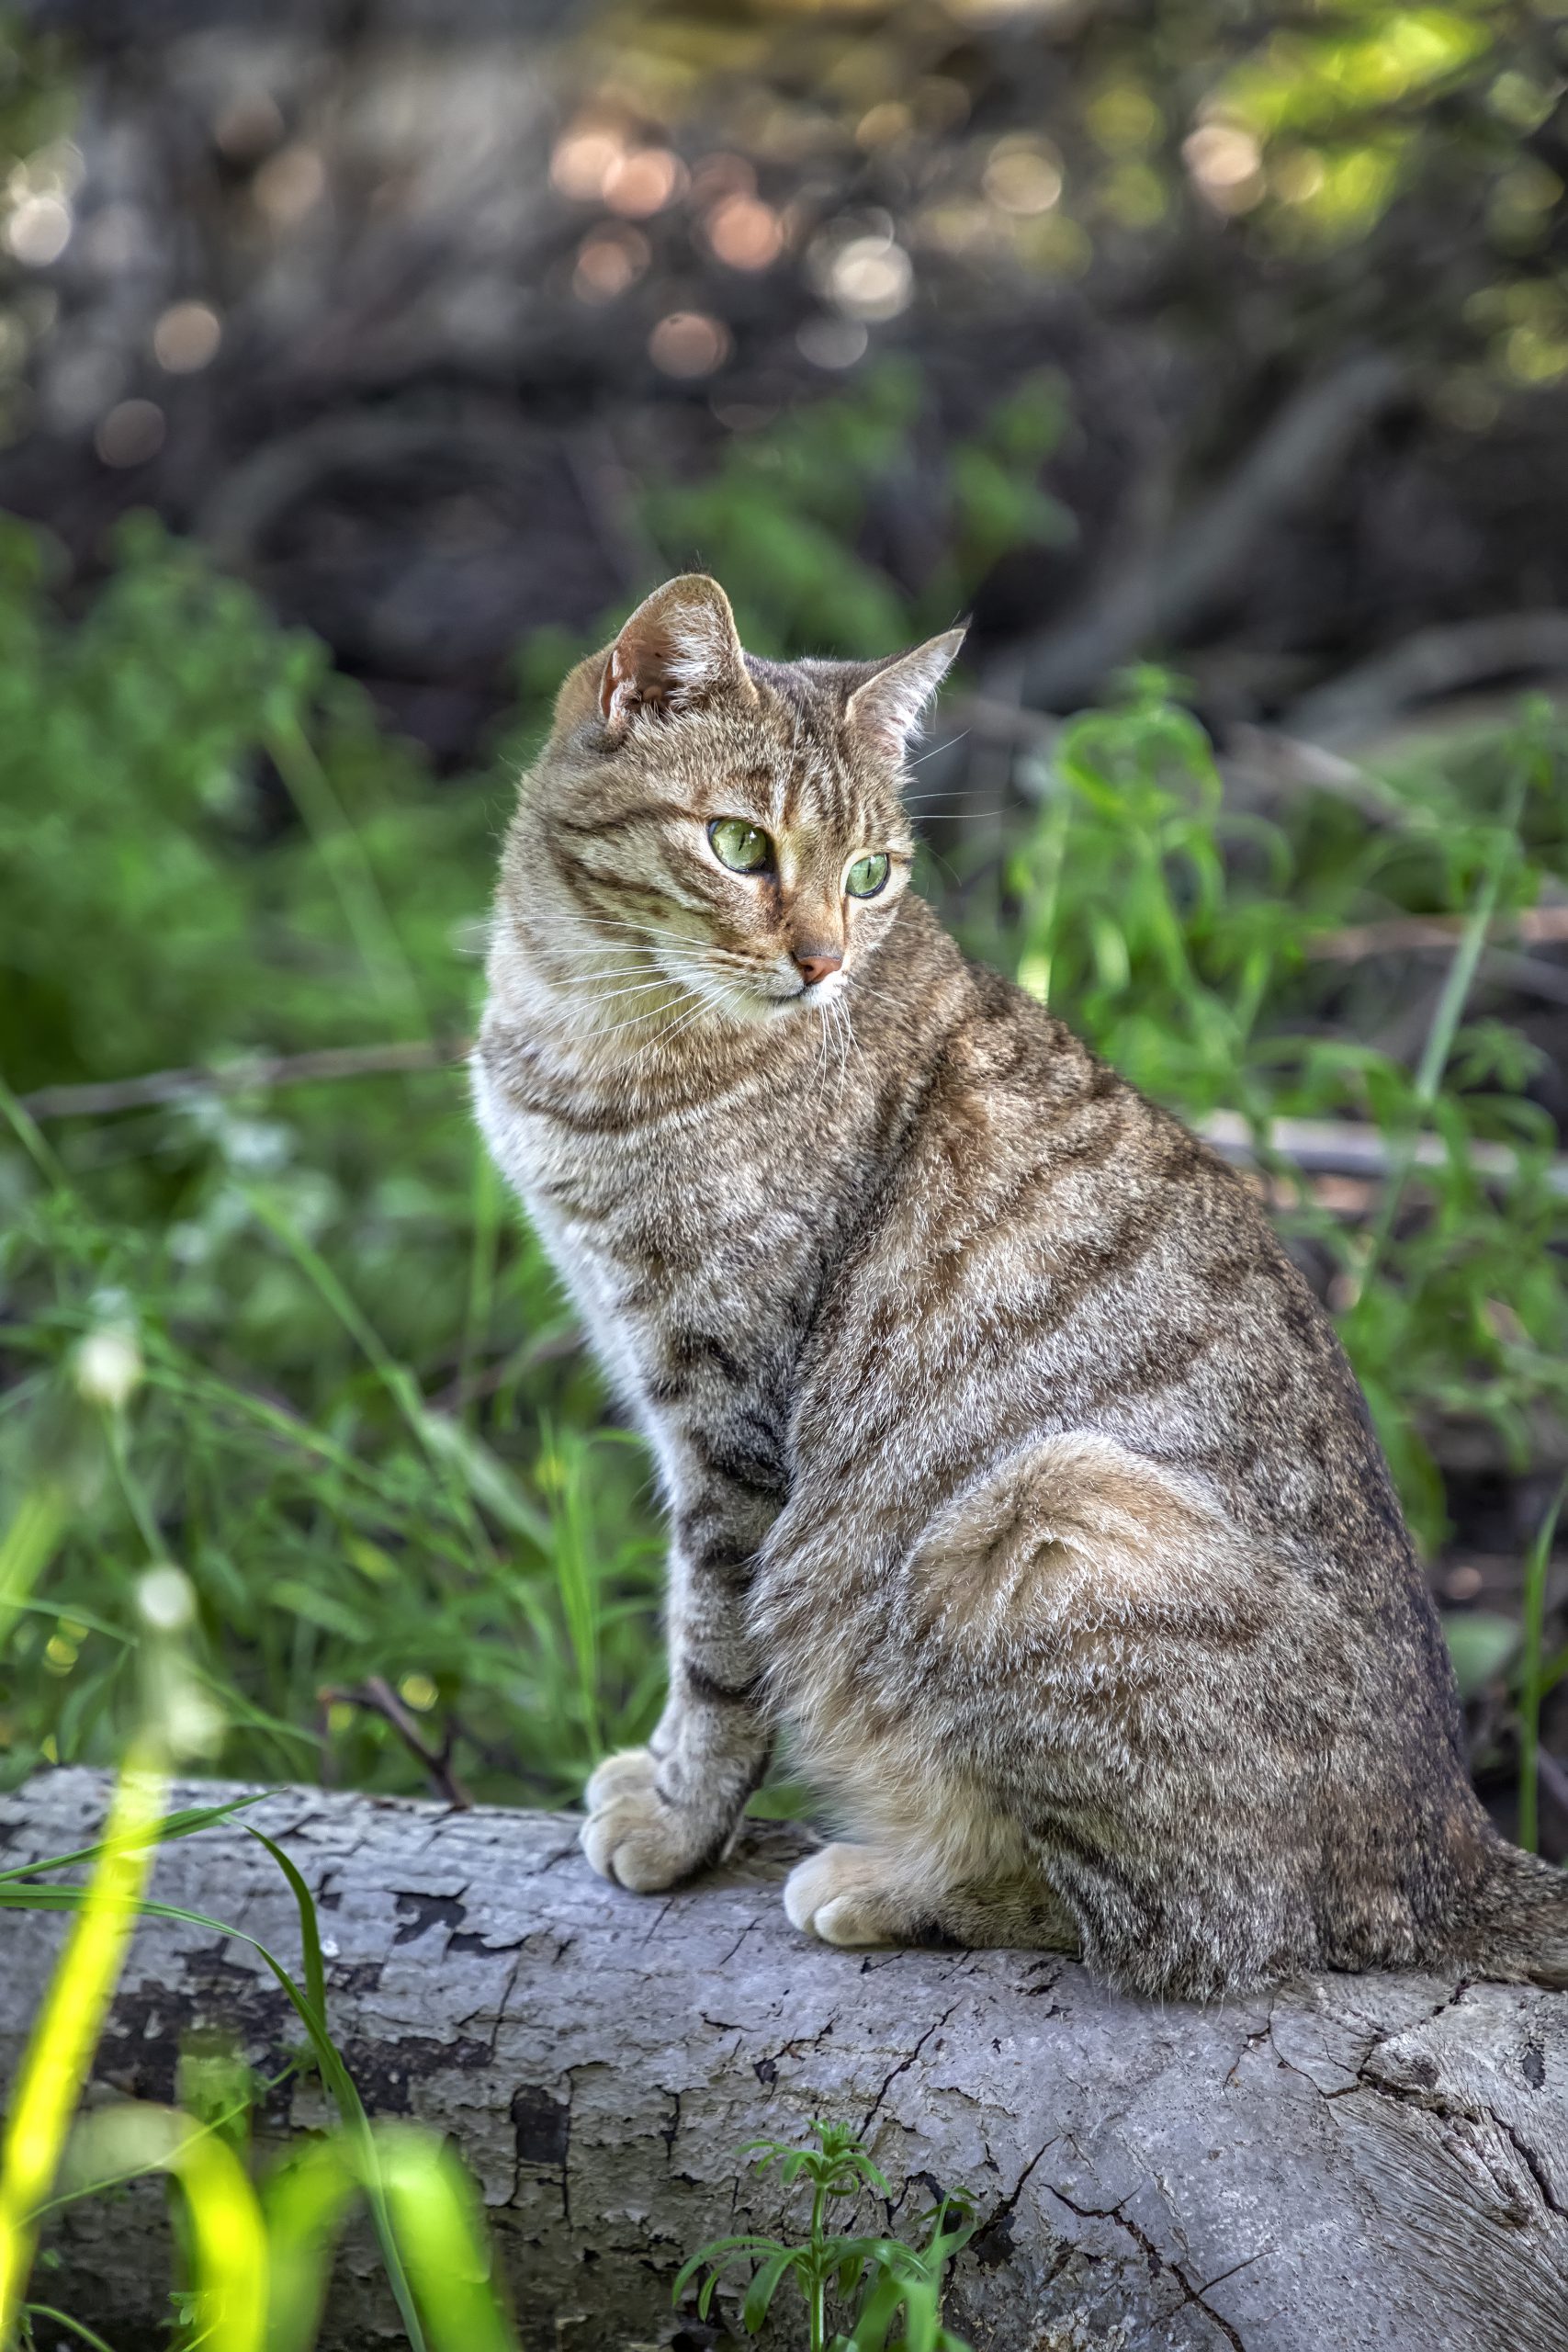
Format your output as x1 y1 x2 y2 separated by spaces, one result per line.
479 1062 832 1384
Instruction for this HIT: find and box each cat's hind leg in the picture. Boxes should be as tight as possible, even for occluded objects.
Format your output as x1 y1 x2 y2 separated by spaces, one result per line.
766 1430 1331 1985
890 1430 1332 1993
784 1838 1078 1951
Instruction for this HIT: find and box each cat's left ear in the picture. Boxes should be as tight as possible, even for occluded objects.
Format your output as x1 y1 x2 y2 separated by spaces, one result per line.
844 625 967 763
598 573 756 738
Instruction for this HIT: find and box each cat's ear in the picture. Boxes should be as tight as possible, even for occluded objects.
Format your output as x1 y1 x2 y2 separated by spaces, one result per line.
844 625 966 763
597 574 755 738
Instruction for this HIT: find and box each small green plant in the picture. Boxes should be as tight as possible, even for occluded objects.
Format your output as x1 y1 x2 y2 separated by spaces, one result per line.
674 2121 976 2352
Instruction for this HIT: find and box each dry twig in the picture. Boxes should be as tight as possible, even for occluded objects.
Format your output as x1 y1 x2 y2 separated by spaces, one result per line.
1306 905 1568 962
319 1674 471 1808
17 1039 468 1120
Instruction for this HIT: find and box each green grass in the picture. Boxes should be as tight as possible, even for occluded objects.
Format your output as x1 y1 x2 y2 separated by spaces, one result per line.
995 684 1568 1546
0 514 665 1802
0 1743 561 2347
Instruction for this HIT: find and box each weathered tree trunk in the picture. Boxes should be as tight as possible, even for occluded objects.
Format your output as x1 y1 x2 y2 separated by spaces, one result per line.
2 1770 1566 2352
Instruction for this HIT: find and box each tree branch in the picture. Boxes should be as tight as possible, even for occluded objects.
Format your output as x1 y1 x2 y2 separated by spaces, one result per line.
1014 353 1406 710
6 1770 1568 2352
1287 612 1568 748
16 1039 468 1121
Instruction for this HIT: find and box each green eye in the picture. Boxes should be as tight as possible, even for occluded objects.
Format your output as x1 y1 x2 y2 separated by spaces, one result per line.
708 817 773 874
845 852 890 899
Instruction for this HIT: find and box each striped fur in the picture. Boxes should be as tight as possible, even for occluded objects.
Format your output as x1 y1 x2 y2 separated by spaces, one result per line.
475 574 1568 1997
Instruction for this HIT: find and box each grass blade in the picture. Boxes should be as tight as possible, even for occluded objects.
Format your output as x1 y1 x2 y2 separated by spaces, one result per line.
0 1792 275 1887
0 1748 167 2345
1 1824 427 2351
65 2107 268 2352
378 2128 519 2352
21 2307 118 2352
0 1487 66 1657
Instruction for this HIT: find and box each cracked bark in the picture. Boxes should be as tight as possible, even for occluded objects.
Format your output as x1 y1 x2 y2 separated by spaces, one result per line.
3 1772 1567 2352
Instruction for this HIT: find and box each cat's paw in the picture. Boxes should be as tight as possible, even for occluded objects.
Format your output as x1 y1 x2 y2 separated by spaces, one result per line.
783 1842 901 1947
581 1747 718 1894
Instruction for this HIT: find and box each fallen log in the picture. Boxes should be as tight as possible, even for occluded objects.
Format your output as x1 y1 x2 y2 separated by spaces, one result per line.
2 1770 1567 2352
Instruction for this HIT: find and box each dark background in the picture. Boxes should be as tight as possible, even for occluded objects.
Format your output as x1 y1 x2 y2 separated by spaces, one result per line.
6 0 1568 761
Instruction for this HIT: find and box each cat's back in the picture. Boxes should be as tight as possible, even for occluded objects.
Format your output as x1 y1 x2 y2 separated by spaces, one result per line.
798 953 1415 1604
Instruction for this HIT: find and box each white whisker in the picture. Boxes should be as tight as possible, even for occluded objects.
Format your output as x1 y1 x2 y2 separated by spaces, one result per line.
651 989 723 1051
903 729 968 772
832 996 852 1087
581 978 683 1008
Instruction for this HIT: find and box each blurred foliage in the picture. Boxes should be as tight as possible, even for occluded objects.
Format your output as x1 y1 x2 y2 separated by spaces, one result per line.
513 360 1072 707
3 1760 525 2350
570 0 1568 408
0 14 75 447
643 358 1072 653
0 516 665 1801
0 13 72 156
0 516 472 1087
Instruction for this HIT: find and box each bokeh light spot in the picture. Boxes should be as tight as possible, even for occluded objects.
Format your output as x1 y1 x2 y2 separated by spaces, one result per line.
984 140 1064 216
1183 123 1265 214
1086 84 1161 154
797 316 869 369
914 197 996 254
706 195 784 269
95 399 165 467
573 226 650 302
604 149 684 220
649 311 730 377
6 195 72 266
213 93 285 163
855 102 914 151
153 300 222 372
827 235 913 321
254 145 326 224
1183 123 1262 191
551 127 626 202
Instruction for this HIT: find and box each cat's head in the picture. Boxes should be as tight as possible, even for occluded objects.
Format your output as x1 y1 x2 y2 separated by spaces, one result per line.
508 573 963 1029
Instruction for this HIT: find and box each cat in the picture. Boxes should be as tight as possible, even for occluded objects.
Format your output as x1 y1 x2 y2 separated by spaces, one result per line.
473 571 1568 1997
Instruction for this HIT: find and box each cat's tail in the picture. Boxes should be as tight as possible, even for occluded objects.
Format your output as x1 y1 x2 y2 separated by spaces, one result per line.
1433 1838 1568 1987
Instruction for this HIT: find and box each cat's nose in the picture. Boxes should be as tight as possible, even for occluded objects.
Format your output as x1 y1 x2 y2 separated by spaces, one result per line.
793 950 843 989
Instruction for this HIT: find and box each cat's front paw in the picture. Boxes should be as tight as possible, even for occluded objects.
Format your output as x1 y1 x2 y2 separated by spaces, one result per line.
581 1747 725 1894
784 1842 901 1947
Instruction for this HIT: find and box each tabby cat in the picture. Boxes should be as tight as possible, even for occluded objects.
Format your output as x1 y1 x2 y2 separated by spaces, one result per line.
474 573 1568 1996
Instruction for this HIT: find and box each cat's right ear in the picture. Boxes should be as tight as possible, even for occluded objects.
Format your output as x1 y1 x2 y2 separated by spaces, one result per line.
595 574 756 740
